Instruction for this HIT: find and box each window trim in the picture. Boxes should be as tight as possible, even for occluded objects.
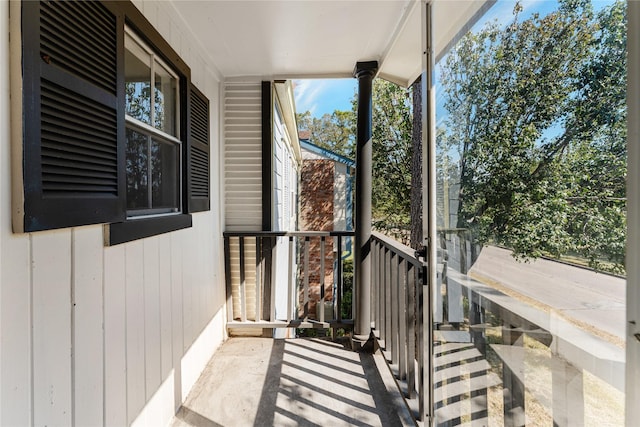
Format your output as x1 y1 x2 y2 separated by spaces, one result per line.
124 27 181 138
107 1 194 245
108 213 192 245
15 0 208 242
124 117 183 217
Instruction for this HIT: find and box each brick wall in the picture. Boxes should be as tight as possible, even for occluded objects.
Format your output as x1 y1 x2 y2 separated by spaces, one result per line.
300 159 335 319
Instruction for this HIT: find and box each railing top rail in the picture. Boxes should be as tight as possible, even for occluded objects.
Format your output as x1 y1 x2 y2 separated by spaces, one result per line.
223 230 355 238
371 231 424 266
437 228 469 234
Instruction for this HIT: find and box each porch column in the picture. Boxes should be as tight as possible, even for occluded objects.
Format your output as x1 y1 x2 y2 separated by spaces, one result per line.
352 60 378 348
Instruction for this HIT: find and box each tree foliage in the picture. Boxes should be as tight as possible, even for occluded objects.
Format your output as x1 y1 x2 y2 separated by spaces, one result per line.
439 0 627 272
296 110 356 158
296 80 416 240
371 79 413 233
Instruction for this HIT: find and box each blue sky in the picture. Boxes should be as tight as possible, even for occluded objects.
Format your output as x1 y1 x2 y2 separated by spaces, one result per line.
294 78 357 118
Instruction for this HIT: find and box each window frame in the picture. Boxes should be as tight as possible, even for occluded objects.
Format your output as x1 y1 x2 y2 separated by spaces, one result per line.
124 28 183 218
107 3 194 245
15 0 209 242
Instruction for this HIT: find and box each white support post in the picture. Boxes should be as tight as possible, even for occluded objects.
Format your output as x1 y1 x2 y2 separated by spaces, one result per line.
421 0 436 424
626 0 640 423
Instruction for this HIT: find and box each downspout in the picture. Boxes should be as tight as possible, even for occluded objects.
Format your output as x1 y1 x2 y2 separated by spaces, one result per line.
352 60 378 350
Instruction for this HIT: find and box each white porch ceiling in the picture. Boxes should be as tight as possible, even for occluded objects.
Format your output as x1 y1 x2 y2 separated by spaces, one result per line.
172 0 494 86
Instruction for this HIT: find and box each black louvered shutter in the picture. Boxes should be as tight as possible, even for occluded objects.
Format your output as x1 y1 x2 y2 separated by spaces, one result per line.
20 1 124 232
187 84 210 213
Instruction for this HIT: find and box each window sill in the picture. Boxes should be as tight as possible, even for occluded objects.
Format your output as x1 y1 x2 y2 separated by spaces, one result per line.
107 213 192 245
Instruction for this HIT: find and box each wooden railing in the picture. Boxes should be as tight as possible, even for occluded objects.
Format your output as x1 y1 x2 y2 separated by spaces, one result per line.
223 229 433 421
223 229 625 425
370 231 431 423
223 231 355 329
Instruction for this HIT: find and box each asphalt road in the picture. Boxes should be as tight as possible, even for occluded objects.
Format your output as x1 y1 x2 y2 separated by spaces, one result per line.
469 246 626 341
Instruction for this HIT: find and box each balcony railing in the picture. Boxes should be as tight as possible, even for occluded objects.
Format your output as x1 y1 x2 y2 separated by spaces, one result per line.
223 230 355 329
370 231 431 422
223 229 432 421
223 229 624 426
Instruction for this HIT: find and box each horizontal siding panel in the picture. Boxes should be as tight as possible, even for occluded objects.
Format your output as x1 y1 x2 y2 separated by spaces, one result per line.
225 90 260 98
224 98 261 107
225 208 262 215
225 84 263 92
225 81 262 230
224 156 261 162
225 181 262 189
225 118 261 126
225 105 261 113
225 170 261 179
225 159 262 173
224 90 260 97
225 172 262 179
225 111 262 119
224 133 261 140
225 221 262 228
225 152 262 160
224 143 261 150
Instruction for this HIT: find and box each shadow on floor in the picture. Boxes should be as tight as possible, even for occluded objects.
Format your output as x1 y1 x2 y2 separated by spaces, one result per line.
172 337 407 427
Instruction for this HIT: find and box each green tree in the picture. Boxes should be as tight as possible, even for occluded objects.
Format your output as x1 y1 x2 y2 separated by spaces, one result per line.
371 79 413 235
297 80 417 242
439 0 626 272
296 110 356 158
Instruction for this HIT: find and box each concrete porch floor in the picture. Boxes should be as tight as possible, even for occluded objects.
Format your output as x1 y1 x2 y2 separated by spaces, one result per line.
171 337 415 427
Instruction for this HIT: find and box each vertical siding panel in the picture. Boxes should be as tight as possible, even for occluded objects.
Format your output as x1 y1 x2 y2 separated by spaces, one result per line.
196 227 211 334
182 229 194 349
104 244 127 427
0 234 31 426
159 234 173 379
72 226 104 426
170 232 184 410
143 238 161 399
125 241 145 424
1 6 31 423
32 230 72 427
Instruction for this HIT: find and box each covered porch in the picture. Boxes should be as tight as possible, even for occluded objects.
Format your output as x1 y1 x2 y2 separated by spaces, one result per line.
171 337 414 427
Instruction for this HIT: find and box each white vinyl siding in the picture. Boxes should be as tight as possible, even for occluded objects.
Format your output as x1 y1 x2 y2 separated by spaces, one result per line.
224 81 263 325
1 3 224 426
224 81 263 231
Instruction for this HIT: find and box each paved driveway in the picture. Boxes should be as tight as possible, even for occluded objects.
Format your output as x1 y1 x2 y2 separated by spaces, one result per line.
470 246 626 341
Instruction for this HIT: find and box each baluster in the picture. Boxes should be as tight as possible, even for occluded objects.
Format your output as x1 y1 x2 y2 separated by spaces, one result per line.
398 258 407 381
320 236 326 323
303 236 310 321
224 236 233 322
407 262 416 399
239 236 247 322
336 235 343 323
255 237 262 322
287 236 294 323
390 251 398 364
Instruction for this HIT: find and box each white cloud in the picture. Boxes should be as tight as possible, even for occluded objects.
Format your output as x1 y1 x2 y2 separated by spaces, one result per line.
294 79 328 116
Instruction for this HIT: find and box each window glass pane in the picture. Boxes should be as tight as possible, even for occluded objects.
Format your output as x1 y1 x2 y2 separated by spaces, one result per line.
154 62 177 136
125 36 152 125
126 127 149 210
151 138 179 211
432 1 626 425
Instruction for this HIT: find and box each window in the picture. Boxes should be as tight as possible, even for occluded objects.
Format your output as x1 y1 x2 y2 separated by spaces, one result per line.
125 30 181 217
17 0 210 243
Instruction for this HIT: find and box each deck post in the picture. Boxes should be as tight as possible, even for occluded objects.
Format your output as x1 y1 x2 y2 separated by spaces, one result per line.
352 60 378 350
